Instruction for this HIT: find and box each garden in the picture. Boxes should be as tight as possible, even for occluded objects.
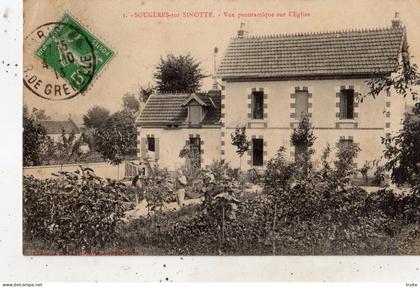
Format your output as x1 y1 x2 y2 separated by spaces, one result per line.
23 107 420 255
22 57 420 255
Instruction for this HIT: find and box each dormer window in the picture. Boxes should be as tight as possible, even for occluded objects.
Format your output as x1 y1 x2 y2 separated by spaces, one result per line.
181 93 215 126
188 102 202 125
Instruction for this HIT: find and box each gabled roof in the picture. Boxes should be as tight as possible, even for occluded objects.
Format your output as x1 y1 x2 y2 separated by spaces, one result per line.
217 26 406 80
137 91 221 126
38 119 80 135
181 93 214 107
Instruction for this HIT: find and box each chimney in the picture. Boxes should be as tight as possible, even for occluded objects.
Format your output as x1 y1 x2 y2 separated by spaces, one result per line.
237 22 248 38
392 12 401 28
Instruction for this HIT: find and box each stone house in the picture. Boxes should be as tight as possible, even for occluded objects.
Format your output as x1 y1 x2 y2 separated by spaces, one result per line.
136 91 221 171
38 118 90 153
137 16 410 172
38 118 81 143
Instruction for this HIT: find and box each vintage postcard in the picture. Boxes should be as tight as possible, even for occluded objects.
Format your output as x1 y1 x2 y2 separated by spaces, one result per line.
22 0 420 257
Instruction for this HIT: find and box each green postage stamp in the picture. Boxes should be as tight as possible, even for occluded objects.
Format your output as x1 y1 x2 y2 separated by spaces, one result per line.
24 13 114 100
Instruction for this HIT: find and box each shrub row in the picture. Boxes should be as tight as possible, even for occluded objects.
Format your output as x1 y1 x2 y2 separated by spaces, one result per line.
23 167 133 254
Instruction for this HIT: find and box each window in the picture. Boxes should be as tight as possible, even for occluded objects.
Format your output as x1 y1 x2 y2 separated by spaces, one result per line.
339 138 353 148
252 138 264 166
251 91 264 120
189 136 201 167
147 137 155 152
189 105 202 125
295 90 309 121
294 144 307 162
189 136 201 150
339 89 354 119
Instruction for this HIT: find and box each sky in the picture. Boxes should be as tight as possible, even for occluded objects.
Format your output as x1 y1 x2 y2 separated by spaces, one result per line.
22 0 420 125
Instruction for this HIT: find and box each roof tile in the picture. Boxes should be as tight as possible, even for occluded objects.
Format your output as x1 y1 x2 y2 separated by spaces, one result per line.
137 91 221 126
38 119 80 135
217 27 405 79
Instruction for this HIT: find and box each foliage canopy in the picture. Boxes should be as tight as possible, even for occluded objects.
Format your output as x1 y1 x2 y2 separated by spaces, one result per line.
154 53 205 93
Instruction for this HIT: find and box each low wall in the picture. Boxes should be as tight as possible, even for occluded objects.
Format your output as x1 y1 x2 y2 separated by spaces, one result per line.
23 162 124 180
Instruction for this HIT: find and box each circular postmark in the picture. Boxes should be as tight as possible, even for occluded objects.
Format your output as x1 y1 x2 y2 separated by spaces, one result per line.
23 21 97 101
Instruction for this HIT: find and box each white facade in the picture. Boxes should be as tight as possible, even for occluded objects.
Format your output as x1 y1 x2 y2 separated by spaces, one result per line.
137 126 221 171
220 78 407 171
137 79 407 173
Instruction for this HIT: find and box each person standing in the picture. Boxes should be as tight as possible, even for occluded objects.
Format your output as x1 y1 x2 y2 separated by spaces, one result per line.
129 174 145 206
203 172 217 203
176 175 187 207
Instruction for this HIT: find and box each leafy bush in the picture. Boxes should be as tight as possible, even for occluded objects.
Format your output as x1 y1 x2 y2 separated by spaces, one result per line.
143 166 175 214
373 165 386 186
120 188 418 255
259 144 409 255
120 194 272 255
179 140 202 182
94 110 137 165
116 141 417 255
245 168 262 185
230 126 250 169
358 161 372 186
291 116 316 176
23 167 133 254
23 115 49 166
383 102 420 194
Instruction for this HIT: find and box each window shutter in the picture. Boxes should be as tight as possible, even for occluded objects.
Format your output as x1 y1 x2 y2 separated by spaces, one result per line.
154 138 160 160
141 138 147 159
251 138 264 166
250 139 254 165
340 93 347 119
251 93 256 119
348 92 354 119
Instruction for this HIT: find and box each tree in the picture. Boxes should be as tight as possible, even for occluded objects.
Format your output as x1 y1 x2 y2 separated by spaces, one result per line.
333 141 361 185
363 57 420 102
80 129 97 152
23 104 29 118
363 52 420 194
154 53 205 93
290 116 316 175
359 161 372 187
55 128 82 168
23 105 51 120
383 103 420 194
95 110 137 165
39 136 56 165
31 107 51 120
122 93 140 113
23 115 49 166
179 141 201 174
230 126 250 170
83 106 110 129
262 147 295 254
139 84 155 103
